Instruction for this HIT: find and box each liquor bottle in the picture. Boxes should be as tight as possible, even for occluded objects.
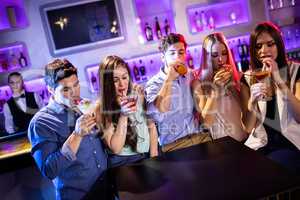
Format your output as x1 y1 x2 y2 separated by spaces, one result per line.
200 11 208 30
186 50 194 69
138 59 147 81
90 72 98 91
154 17 162 40
193 48 199 68
18 52 28 67
237 39 244 58
6 6 17 28
268 0 274 10
208 15 215 30
164 19 171 35
144 22 153 41
278 0 284 8
242 39 249 57
241 57 249 72
291 0 296 6
132 62 140 81
194 11 202 32
1 59 9 71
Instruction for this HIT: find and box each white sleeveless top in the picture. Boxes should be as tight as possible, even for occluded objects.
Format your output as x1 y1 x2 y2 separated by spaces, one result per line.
245 62 300 150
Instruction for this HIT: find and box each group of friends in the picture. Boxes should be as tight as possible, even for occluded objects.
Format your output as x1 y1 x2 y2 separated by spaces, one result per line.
4 21 300 200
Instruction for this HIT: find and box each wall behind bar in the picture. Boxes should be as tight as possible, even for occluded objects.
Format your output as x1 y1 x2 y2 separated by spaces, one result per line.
0 0 266 99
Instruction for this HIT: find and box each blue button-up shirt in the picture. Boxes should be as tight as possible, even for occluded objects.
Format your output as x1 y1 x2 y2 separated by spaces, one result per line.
28 99 108 200
145 67 201 145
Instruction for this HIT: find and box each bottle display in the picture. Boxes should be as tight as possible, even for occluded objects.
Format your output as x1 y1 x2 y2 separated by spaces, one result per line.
132 62 141 81
144 22 153 41
154 17 163 39
164 19 171 35
18 52 28 67
90 72 98 91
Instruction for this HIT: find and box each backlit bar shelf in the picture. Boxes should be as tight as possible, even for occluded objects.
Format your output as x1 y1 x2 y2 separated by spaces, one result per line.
264 0 299 27
0 0 29 32
0 42 30 73
133 0 176 44
85 34 251 93
281 23 300 51
186 0 250 34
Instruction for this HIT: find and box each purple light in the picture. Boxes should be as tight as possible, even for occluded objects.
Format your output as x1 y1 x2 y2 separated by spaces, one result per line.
0 0 29 31
134 0 176 43
187 0 250 34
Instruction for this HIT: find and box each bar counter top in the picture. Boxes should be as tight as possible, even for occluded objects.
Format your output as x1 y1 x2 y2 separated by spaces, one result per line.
0 134 31 160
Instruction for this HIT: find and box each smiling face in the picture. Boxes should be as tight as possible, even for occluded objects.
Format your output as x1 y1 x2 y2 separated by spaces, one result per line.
255 31 278 62
210 41 228 71
113 66 130 98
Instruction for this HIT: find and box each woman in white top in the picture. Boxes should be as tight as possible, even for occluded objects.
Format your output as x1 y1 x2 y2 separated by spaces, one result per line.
242 22 300 173
192 32 248 142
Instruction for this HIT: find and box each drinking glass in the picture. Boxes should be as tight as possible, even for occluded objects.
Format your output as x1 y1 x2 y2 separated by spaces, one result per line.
244 69 273 101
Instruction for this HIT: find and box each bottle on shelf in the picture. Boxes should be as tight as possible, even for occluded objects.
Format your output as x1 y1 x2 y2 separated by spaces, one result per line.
138 59 147 81
268 0 275 10
241 57 249 72
242 39 249 57
164 19 171 36
200 11 208 30
154 17 162 40
1 58 9 71
11 53 19 68
18 52 28 67
229 12 237 24
208 15 215 30
186 50 194 69
237 39 245 58
193 48 199 68
144 22 153 41
6 6 17 28
90 72 98 91
194 11 203 32
278 0 284 8
291 0 296 6
132 62 140 82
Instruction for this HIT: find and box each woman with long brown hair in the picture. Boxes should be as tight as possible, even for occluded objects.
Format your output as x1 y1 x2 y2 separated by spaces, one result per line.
242 22 300 173
98 55 158 159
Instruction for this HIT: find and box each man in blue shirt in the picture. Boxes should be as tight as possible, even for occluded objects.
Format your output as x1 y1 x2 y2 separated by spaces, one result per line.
28 59 114 200
145 33 211 152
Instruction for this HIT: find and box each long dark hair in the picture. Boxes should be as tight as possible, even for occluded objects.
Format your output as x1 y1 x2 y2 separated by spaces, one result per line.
99 55 137 150
249 21 288 70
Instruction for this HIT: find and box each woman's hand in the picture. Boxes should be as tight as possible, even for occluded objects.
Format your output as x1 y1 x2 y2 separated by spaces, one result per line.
262 57 285 85
74 114 97 137
120 96 137 116
213 65 232 87
249 82 269 107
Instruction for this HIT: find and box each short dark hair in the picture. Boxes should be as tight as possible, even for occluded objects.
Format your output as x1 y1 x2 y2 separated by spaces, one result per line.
44 59 77 88
8 72 23 83
249 21 288 70
158 33 187 53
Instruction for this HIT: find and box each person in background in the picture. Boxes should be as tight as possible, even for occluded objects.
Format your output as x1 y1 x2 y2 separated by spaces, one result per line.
28 59 116 200
145 33 211 153
98 55 158 163
192 32 248 142
242 22 300 173
3 72 43 134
